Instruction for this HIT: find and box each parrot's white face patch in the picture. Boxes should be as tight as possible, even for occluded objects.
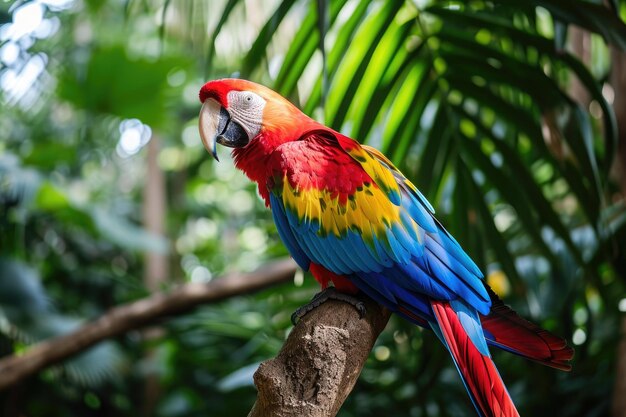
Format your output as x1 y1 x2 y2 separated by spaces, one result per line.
227 90 266 140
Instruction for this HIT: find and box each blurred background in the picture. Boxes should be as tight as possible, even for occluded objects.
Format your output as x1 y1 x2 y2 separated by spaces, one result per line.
1 0 626 416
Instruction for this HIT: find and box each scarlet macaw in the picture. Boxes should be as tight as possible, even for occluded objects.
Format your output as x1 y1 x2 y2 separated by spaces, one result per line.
197 78 573 417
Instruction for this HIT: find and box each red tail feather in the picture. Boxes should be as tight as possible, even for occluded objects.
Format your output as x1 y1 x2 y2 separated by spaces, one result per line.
481 288 574 371
432 301 520 417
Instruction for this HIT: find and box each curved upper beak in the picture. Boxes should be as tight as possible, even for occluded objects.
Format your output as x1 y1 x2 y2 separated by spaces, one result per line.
198 98 250 162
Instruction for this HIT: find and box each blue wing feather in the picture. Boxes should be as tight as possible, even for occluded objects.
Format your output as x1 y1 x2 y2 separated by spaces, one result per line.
344 231 383 272
267 135 491 325
430 221 484 277
425 235 488 301
450 299 490 356
392 263 454 301
263 137 536 417
350 272 432 322
402 187 437 233
269 193 310 270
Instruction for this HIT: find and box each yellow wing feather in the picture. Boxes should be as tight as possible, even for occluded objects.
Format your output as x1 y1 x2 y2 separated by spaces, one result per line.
281 176 402 241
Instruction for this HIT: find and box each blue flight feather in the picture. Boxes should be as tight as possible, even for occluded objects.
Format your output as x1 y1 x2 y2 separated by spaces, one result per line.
270 193 310 270
268 145 491 330
450 299 490 356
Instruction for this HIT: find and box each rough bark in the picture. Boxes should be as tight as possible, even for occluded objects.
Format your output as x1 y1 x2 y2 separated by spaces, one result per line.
0 258 297 391
248 295 391 417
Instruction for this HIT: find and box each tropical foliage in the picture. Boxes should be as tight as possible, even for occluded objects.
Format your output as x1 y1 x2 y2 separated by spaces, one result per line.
0 0 625 416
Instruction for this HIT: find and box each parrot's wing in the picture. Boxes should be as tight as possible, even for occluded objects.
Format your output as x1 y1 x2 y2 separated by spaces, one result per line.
267 130 490 316
269 189 312 271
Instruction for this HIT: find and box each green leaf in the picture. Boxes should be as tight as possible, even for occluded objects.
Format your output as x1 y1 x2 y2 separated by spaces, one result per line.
457 107 587 266
303 0 372 115
91 208 169 254
459 133 562 267
463 106 600 226
460 163 525 288
436 29 566 109
565 105 603 210
241 0 299 76
523 0 626 50
428 3 618 160
450 158 471 255
352 42 424 141
35 182 69 211
58 46 184 127
325 0 404 129
445 77 542 139
381 62 432 154
0 259 123 387
22 142 77 170
0 154 41 208
32 182 98 234
275 0 350 96
558 54 618 175
316 0 330 107
0 257 49 320
387 76 437 164
415 104 455 200
346 19 418 140
205 0 240 67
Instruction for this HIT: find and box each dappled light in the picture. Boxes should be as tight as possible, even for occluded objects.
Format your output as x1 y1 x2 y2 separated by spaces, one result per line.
1 0 626 416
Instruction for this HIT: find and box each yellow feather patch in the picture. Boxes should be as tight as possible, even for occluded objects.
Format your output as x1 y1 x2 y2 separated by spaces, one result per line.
280 175 410 243
343 146 401 205
362 145 420 193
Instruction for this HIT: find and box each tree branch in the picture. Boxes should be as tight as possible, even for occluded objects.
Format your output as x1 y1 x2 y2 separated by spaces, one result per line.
1 256 393 416
248 294 391 417
0 258 298 391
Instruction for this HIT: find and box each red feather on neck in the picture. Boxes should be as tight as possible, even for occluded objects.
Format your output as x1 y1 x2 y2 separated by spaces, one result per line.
232 99 322 205
199 78 327 204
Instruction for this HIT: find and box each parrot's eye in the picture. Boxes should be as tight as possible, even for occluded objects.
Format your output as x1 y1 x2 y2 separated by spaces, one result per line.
224 90 267 141
230 91 264 111
240 92 259 108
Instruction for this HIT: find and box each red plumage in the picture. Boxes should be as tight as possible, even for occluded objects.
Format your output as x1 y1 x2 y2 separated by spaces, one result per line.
432 301 520 417
309 263 360 293
266 134 373 196
481 288 574 371
198 78 574 417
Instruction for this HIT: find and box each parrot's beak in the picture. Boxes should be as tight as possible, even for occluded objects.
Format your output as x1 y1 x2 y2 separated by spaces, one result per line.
199 98 250 162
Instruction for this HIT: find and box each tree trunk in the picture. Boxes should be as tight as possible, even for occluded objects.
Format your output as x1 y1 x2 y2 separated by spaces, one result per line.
143 135 169 291
613 317 626 417
568 26 591 106
610 46 626 195
610 45 626 417
142 134 169 416
248 295 391 417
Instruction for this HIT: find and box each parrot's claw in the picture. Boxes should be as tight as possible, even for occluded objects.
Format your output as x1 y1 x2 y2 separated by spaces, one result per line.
291 287 367 325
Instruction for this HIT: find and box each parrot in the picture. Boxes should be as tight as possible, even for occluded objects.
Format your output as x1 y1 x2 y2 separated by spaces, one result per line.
197 78 574 417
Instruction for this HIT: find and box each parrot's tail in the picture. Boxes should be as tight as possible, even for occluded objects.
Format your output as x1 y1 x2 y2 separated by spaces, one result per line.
431 300 520 417
481 287 574 371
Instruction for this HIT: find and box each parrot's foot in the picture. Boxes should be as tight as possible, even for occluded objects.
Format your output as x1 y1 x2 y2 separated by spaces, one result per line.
291 287 366 325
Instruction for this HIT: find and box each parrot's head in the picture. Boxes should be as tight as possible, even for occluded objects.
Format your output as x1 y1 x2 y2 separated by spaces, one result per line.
198 78 310 161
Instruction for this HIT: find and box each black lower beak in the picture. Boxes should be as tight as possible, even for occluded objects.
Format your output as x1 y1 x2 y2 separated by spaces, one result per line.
216 107 249 149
